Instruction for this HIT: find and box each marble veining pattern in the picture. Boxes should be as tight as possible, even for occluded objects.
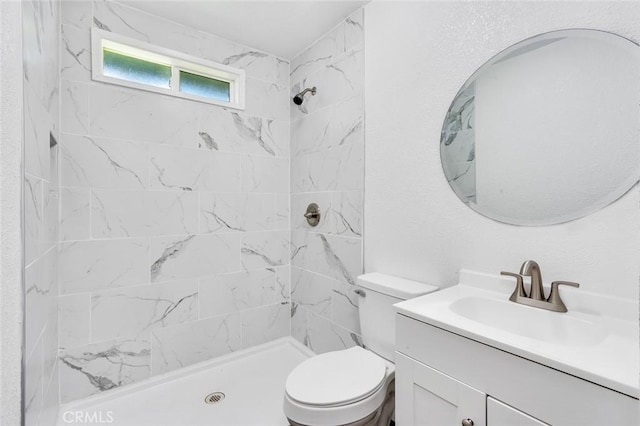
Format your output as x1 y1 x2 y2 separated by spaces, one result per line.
91 189 199 238
242 231 290 270
24 80 50 181
196 106 289 157
60 238 150 294
149 235 196 282
198 193 245 233
62 0 92 30
59 294 91 349
199 269 278 318
292 307 363 355
91 280 198 342
306 310 363 354
291 48 364 122
241 155 289 193
57 0 291 404
24 174 44 266
289 9 365 353
25 251 50 359
245 78 290 121
291 231 361 286
197 192 287 234
151 314 241 375
290 9 363 83
291 267 332 318
149 145 241 192
61 23 91 82
61 80 89 134
241 302 290 348
59 187 90 241
331 279 361 333
24 338 44 426
23 0 61 421
292 94 364 192
150 234 242 282
93 0 200 56
60 134 148 189
90 84 198 146
54 0 367 402
59 339 151 403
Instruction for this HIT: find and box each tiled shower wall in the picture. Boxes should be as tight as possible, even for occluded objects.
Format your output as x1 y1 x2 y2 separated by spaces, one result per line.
23 0 61 424
58 0 290 403
290 10 365 353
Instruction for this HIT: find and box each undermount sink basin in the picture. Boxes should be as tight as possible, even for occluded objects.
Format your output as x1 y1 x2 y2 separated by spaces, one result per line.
448 296 608 346
394 269 639 398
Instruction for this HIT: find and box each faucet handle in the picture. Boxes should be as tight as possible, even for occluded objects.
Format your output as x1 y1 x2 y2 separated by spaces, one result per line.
501 271 527 301
551 281 580 288
547 281 580 312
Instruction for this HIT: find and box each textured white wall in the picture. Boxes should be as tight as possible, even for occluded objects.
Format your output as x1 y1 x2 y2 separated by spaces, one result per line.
364 1 639 300
0 1 24 424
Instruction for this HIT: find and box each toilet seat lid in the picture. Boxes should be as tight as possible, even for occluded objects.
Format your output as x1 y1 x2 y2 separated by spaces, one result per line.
285 346 387 407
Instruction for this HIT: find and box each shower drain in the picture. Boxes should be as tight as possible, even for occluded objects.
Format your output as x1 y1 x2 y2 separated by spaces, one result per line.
204 392 225 405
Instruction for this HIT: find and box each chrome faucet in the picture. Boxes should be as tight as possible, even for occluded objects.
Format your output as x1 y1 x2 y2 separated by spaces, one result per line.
501 260 579 313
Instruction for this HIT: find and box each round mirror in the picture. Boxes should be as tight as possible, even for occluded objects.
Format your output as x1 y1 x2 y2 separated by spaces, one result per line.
440 29 639 226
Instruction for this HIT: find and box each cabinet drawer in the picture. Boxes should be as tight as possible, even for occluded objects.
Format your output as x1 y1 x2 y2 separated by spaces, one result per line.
487 397 549 426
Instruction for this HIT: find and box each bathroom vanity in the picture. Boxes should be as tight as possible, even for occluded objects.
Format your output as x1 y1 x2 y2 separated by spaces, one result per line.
394 270 639 426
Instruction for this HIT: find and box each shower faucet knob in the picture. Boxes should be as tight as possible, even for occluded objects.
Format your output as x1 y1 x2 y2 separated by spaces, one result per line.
304 203 321 227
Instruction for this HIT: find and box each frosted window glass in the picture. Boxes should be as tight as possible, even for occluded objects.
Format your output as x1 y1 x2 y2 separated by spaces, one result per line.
103 49 171 88
179 70 230 101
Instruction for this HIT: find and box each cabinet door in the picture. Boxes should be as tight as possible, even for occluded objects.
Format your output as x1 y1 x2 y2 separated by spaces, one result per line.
487 397 549 426
396 352 486 426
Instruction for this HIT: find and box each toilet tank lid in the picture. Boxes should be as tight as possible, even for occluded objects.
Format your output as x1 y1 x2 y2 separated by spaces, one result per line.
357 273 439 300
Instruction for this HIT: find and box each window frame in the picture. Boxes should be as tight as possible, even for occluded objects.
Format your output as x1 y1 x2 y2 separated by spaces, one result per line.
91 28 245 110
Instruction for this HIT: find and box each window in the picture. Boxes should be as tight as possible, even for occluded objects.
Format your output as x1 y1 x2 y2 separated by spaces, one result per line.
91 29 245 109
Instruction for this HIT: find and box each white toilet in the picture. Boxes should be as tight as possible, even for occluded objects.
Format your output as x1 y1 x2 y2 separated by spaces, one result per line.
284 273 439 426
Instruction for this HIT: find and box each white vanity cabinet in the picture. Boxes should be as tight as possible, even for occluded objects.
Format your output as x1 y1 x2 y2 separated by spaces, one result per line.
395 314 639 426
396 353 546 426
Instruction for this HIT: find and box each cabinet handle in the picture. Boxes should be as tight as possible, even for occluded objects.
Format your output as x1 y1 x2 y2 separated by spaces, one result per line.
461 419 474 426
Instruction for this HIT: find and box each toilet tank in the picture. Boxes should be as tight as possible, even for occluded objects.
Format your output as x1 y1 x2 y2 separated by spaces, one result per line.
357 273 438 362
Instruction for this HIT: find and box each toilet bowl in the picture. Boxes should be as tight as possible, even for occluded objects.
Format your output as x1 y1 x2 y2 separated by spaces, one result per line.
283 273 439 426
284 346 394 426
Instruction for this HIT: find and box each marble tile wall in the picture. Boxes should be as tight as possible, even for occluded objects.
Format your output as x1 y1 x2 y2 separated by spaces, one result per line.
58 0 290 404
289 9 365 354
23 0 61 424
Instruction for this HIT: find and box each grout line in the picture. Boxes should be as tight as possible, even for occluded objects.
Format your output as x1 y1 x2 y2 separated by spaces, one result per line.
88 290 92 344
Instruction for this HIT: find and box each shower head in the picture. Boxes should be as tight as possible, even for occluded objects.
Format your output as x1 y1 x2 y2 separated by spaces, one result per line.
293 87 317 105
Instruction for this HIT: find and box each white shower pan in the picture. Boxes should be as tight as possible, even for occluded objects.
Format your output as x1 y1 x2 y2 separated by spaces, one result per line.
57 338 314 426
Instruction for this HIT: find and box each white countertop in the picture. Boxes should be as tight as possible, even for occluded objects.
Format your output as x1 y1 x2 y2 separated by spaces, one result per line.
394 269 639 398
